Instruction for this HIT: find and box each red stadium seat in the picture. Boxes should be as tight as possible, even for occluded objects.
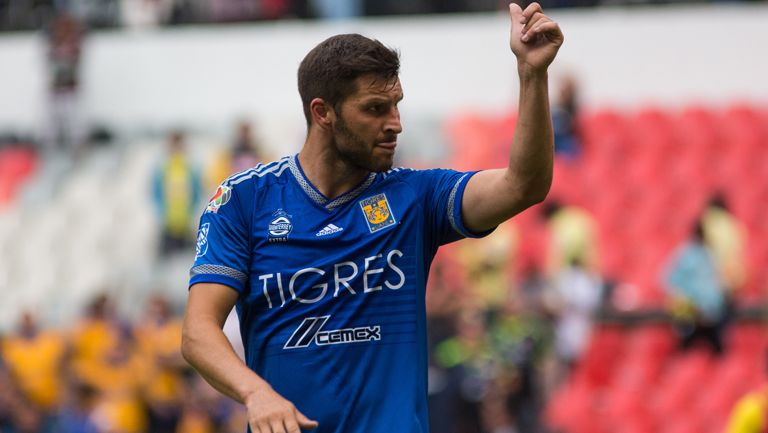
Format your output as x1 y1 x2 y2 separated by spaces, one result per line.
0 147 38 207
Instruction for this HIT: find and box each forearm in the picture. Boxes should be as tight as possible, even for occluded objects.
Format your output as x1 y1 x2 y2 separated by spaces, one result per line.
182 320 271 404
460 69 553 231
507 65 554 204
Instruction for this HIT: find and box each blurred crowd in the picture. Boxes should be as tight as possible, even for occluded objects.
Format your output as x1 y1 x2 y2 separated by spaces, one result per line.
0 293 247 433
1 68 764 432
3 0 766 33
0 7 766 426
0 184 762 433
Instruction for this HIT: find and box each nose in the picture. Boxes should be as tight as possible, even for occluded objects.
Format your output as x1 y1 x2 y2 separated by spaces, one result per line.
385 106 402 136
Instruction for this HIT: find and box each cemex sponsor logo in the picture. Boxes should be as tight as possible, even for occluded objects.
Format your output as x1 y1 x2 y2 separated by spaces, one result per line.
283 316 381 349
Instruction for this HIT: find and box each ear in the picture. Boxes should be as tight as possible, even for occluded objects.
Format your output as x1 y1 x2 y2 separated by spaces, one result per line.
310 98 335 129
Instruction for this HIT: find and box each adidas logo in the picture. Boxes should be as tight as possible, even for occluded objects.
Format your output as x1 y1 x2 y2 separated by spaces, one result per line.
316 224 344 237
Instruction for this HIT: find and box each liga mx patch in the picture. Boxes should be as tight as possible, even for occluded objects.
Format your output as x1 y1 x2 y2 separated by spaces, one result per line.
359 193 396 233
196 223 209 258
206 185 231 213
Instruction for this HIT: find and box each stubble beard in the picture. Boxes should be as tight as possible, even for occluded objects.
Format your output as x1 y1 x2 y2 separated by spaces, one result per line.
333 115 394 173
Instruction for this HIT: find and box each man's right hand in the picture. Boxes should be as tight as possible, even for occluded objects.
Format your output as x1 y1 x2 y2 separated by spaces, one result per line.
245 386 319 433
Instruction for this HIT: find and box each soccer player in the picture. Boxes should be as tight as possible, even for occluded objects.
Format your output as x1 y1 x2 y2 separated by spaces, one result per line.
182 3 563 432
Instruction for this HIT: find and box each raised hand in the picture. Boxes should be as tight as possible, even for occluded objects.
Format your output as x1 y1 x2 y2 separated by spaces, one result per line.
509 2 564 73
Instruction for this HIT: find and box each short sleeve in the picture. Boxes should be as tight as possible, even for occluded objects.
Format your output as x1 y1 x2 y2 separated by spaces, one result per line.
414 169 495 246
189 183 251 294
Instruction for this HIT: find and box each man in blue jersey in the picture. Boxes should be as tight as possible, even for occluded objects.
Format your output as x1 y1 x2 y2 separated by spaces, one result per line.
181 3 563 432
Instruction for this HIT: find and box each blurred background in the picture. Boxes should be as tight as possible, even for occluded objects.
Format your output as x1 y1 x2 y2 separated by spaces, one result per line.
0 0 767 432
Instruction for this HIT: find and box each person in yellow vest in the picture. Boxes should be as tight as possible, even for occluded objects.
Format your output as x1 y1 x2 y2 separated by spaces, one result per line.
1 311 67 413
152 131 202 256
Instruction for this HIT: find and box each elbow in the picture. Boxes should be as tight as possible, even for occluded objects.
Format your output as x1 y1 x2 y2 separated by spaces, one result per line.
520 172 553 208
180 325 197 367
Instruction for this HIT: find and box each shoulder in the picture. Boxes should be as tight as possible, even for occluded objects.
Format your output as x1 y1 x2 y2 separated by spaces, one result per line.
220 156 293 190
381 166 416 180
381 166 464 183
204 156 292 214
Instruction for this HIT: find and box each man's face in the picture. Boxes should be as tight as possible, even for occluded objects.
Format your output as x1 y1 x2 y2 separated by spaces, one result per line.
331 74 403 173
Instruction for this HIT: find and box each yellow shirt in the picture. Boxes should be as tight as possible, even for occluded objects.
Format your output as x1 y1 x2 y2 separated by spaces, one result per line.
703 207 747 290
456 222 518 308
135 319 184 404
1 331 66 409
70 319 120 367
76 352 148 433
547 206 599 274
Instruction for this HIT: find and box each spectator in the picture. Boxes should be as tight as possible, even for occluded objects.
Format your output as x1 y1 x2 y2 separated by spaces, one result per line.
1 311 67 417
702 193 747 293
0 340 46 433
457 222 519 310
55 380 101 433
310 0 363 19
663 219 727 354
69 293 123 370
205 120 267 191
45 13 84 154
432 306 493 433
541 199 599 276
152 131 202 256
135 295 186 433
551 74 580 159
78 331 147 433
548 257 602 368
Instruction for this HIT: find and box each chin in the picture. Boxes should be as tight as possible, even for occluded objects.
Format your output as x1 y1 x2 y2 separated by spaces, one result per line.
369 156 395 173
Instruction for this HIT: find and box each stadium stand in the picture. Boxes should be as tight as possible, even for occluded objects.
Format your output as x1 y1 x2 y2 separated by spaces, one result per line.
445 104 768 311
441 104 768 433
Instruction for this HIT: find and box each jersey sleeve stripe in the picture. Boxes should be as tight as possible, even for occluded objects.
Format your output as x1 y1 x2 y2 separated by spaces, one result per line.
447 173 471 237
446 171 495 239
190 264 247 284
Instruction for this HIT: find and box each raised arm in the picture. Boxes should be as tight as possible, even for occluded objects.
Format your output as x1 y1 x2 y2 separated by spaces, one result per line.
462 2 563 233
182 283 318 433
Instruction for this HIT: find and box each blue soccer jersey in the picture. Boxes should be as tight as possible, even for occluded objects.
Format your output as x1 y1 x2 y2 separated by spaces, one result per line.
189 154 489 433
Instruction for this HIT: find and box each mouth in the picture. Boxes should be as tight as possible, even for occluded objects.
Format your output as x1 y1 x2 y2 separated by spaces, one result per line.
376 141 397 151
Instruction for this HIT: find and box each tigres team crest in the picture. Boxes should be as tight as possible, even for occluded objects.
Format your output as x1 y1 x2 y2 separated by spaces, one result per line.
359 193 396 233
206 185 232 213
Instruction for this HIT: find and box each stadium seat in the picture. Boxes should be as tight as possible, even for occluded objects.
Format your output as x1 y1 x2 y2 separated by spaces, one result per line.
0 147 37 207
659 419 702 433
545 382 598 432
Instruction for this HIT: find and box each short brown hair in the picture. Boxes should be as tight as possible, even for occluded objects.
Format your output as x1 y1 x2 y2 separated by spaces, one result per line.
298 34 400 126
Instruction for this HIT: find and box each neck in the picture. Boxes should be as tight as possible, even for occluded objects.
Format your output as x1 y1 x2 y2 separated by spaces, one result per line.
298 130 369 200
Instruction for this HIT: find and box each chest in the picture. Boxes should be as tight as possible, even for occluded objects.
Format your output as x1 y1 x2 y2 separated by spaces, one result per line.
243 186 423 311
